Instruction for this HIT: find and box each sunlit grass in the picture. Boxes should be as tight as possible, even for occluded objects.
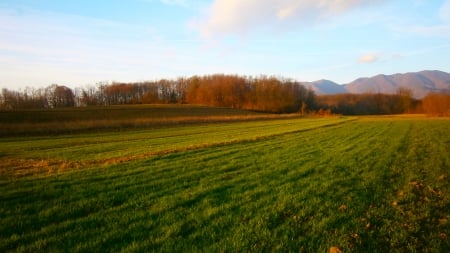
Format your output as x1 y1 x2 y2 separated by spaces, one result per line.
0 117 350 177
0 116 449 252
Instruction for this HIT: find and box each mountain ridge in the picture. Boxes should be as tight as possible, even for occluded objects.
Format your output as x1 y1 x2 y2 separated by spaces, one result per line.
305 70 450 98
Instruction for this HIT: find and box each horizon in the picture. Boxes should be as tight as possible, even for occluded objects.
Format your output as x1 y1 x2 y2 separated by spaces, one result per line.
1 69 448 91
1 0 450 90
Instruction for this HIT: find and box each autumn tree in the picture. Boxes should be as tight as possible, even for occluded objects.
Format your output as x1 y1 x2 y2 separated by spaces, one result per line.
1 87 49 110
396 87 413 113
183 74 313 113
316 93 419 115
45 84 75 108
422 92 450 116
1 74 315 113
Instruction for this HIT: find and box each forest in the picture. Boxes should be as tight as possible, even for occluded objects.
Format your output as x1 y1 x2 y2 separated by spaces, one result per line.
1 74 449 115
0 75 313 114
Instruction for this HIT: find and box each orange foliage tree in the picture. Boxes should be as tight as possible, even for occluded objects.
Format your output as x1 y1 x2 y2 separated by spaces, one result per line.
0 75 316 113
184 75 314 113
421 92 450 116
316 93 419 115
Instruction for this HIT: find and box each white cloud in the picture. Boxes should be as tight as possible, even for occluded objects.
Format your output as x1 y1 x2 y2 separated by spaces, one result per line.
196 0 386 37
358 53 379 63
0 8 196 89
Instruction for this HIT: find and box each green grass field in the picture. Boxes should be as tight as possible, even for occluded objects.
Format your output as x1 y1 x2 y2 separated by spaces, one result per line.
0 113 449 252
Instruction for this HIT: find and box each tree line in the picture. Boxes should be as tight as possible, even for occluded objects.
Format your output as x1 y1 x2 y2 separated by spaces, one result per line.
0 75 315 113
316 88 416 115
316 90 450 116
1 84 76 110
1 74 449 115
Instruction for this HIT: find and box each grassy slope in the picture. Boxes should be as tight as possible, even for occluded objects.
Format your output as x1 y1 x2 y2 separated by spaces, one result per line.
0 117 449 252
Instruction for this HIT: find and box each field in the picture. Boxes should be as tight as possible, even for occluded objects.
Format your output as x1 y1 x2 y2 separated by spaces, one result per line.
0 107 449 252
0 105 281 136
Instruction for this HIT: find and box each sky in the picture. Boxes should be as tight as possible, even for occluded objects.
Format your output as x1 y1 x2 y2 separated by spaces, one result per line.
1 0 450 90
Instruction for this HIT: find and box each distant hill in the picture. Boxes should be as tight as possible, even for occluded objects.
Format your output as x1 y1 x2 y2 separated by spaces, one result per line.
303 80 346 95
306 70 450 98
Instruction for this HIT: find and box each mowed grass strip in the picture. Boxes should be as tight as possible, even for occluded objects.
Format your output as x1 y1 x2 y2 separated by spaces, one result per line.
0 117 351 177
0 117 448 252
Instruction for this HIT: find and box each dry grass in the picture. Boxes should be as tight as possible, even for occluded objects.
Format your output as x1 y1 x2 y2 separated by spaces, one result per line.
0 105 304 136
0 115 301 136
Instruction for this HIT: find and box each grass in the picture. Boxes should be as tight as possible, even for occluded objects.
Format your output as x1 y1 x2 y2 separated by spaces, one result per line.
0 104 284 136
0 117 350 177
0 104 265 123
0 115 449 252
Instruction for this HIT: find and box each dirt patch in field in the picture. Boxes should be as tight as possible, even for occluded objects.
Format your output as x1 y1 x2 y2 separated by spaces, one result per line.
0 144 220 178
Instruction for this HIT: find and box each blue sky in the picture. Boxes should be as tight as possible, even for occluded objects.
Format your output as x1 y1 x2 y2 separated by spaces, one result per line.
1 0 450 89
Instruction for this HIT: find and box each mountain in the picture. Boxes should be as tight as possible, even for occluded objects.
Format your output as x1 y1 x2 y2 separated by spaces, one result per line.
306 70 450 98
303 80 346 95
345 70 450 98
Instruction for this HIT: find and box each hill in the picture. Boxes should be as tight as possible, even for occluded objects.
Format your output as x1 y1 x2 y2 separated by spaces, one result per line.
308 70 450 98
345 70 450 98
303 80 346 95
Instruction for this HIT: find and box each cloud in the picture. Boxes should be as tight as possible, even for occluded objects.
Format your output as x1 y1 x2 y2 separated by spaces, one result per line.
358 53 379 63
196 0 386 37
0 7 196 89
